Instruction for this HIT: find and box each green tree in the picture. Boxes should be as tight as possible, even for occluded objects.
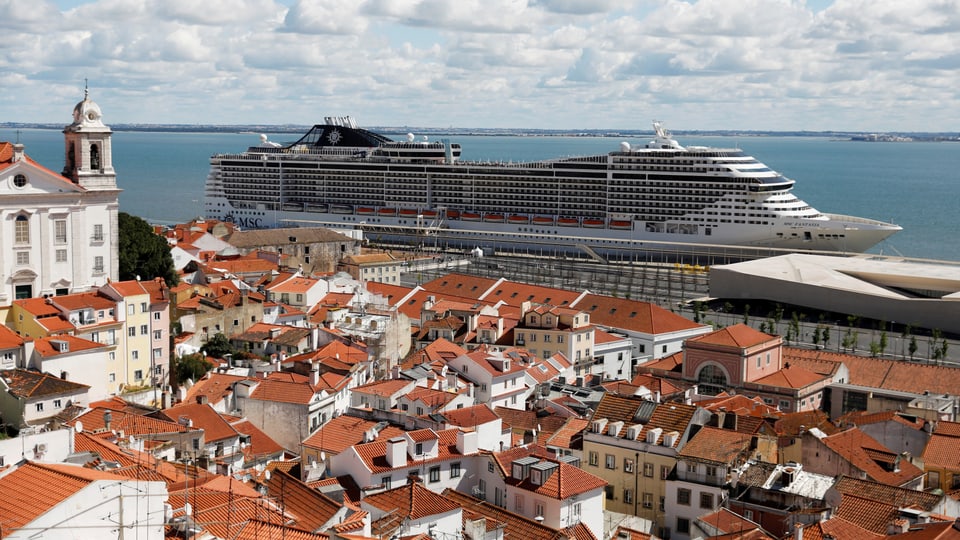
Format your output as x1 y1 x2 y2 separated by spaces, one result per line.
879 330 888 356
743 304 751 325
822 324 831 350
201 333 234 359
812 326 822 349
869 341 882 357
909 336 918 360
175 353 214 385
118 212 178 285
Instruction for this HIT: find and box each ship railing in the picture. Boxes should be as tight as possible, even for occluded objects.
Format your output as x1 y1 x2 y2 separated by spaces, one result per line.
821 213 899 226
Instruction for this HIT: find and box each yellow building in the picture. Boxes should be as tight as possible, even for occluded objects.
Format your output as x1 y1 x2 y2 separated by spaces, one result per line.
581 394 709 531
514 302 593 373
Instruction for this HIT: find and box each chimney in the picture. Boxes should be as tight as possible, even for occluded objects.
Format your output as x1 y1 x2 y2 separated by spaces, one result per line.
385 437 407 467
196 395 209 405
311 365 320 386
12 143 24 162
456 430 479 455
795 522 804 540
103 410 113 431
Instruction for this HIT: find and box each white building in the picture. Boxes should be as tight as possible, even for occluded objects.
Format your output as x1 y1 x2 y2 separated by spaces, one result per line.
447 346 529 410
0 88 119 306
0 461 168 539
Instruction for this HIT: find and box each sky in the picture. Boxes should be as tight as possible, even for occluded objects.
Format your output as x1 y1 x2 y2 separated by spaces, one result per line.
2 0 959 131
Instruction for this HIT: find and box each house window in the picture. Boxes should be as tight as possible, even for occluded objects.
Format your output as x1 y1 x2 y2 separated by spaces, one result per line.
643 492 653 508
140 324 148 335
450 462 461 478
659 496 665 512
154 330 162 340
743 509 754 520
415 443 423 455
128 304 135 315
154 312 161 320
16 251 29 265
588 451 599 466
605 486 614 500
129 327 136 337
154 348 162 359
676 518 690 534
94 256 104 273
700 492 714 509
605 454 616 469
488 462 495 473
35 403 44 412
624 458 634 473
677 488 691 506
662 345 667 353
54 399 62 408
15 215 29 244
706 465 718 478
382 476 391 489
134 369 143 380
514 494 524 512
557 335 563 343
624 489 633 504
661 465 671 480
92 224 104 242
109 372 116 382
535 502 545 519
928 471 941 487
56 249 68 262
140 302 147 312
55 220 68 243
644 462 654 477
429 466 440 483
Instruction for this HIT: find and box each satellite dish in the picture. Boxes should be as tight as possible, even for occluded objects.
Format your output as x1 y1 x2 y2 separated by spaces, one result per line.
620 141 631 152
407 133 415 142
264 470 272 481
184 502 193 516
128 435 135 445
320 451 327 461
74 421 84 433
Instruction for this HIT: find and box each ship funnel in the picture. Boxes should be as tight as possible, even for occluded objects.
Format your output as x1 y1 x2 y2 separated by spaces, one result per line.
620 141 631 152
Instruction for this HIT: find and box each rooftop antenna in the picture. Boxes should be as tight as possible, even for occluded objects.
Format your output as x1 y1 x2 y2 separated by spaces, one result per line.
84 78 89 99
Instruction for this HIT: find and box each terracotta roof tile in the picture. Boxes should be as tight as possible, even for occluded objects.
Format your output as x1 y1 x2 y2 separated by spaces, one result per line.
678 426 754 464
821 428 924 486
364 481 460 525
0 368 90 398
688 323 779 349
302 415 406 455
265 468 342 532
158 402 239 443
439 404 500 428
750 364 828 389
443 489 598 540
184 372 256 407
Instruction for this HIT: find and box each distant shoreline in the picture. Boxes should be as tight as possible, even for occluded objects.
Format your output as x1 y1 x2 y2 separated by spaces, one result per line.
2 122 958 142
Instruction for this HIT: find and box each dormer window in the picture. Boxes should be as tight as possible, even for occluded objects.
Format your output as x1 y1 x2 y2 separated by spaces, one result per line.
415 442 423 455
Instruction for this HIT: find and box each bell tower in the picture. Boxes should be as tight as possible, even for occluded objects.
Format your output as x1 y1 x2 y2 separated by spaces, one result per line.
62 82 117 190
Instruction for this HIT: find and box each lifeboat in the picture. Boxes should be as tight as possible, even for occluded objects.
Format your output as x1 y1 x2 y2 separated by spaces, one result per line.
422 209 439 218
532 216 555 226
356 207 376 216
507 215 530 224
305 203 328 212
462 212 482 221
446 210 461 219
609 219 633 230
484 213 506 223
557 217 579 227
583 218 605 228
331 205 353 214
378 207 398 216
399 208 419 217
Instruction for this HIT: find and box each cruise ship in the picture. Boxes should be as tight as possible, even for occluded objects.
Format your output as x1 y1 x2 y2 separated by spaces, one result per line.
204 117 901 256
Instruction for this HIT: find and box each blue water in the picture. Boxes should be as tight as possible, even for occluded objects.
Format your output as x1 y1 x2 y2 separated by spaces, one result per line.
4 128 958 261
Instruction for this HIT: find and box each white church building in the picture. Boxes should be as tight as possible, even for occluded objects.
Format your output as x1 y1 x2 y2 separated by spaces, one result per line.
0 88 119 306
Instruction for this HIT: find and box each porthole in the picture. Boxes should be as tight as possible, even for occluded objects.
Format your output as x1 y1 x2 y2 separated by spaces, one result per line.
13 174 27 188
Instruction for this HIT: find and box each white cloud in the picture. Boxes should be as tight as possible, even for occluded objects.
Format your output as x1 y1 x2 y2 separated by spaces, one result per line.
0 0 958 130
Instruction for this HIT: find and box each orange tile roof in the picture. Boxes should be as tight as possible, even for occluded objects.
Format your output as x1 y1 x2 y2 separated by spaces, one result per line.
821 428 924 486
159 402 239 443
687 323 778 349
184 372 257 406
364 480 461 522
750 364 828 389
0 324 25 348
352 428 467 474
353 378 416 398
301 415 406 455
265 468 343 532
785 347 960 396
33 335 107 356
0 368 90 398
248 377 321 405
443 489 598 540
678 426 754 464
440 404 500 428
231 419 285 462
570 293 702 334
71 406 191 436
0 461 133 533
800 515 884 540
106 280 148 297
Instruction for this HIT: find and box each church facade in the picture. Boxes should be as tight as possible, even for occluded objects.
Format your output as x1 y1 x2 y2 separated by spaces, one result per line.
0 89 119 306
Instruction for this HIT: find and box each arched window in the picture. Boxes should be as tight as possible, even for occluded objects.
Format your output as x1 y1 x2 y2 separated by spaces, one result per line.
90 143 100 170
697 364 728 396
15 215 29 244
